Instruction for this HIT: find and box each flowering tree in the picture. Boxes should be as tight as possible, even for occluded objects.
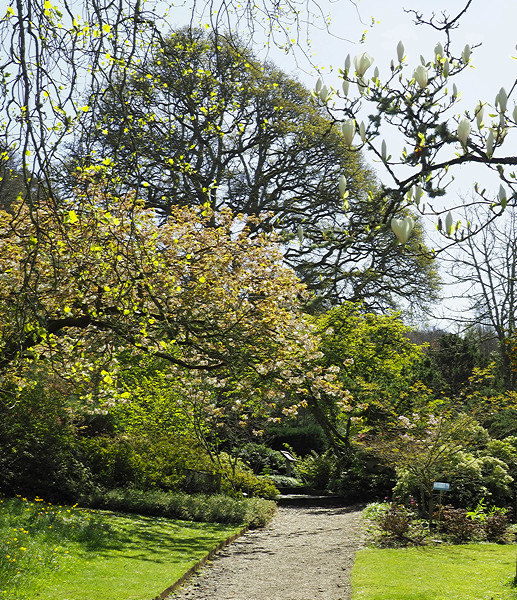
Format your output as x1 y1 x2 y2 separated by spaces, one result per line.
312 5 517 254
370 411 485 516
0 178 348 438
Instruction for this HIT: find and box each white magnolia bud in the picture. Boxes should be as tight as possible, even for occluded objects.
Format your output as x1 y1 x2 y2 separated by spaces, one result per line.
457 118 471 149
434 42 444 60
397 40 405 63
391 216 414 244
475 103 484 130
315 77 323 94
513 105 517 123
462 44 471 63
496 87 508 113
381 139 388 161
445 211 454 235
344 54 351 74
342 119 356 146
342 80 349 96
339 174 347 197
354 52 374 77
413 65 428 88
373 66 380 80
486 129 495 157
443 58 450 77
414 185 424 203
452 83 458 98
359 121 366 142
499 184 507 203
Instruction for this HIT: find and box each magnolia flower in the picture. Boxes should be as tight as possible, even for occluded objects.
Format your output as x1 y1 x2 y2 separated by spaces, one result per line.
457 118 471 148
342 80 349 96
413 184 424 204
496 87 508 113
373 66 380 81
499 184 507 203
452 83 459 98
413 65 428 88
486 129 495 157
434 42 444 60
354 52 374 77
445 211 454 235
443 58 450 77
319 84 331 102
314 77 323 94
397 40 404 63
339 174 347 197
391 216 414 244
513 105 517 123
475 103 484 130
462 44 471 63
342 119 356 146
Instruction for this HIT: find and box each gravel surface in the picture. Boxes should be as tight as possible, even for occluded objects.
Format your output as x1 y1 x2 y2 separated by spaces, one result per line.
168 505 364 600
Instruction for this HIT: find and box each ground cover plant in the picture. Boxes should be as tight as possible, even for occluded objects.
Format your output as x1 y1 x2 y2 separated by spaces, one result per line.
351 544 517 600
0 495 244 600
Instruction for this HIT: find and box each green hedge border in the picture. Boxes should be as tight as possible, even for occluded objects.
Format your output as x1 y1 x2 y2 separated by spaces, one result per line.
152 526 249 600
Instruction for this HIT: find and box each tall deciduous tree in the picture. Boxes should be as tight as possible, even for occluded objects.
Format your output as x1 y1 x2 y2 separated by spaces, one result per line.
443 207 517 390
69 28 439 312
309 302 424 452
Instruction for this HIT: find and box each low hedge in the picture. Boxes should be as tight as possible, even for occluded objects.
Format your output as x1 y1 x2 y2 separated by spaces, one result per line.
80 487 277 529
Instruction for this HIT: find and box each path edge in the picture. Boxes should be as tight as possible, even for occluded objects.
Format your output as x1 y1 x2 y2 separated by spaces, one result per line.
151 525 249 600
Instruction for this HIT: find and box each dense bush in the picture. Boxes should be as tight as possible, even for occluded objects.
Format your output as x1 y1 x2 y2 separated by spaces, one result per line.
362 502 427 547
234 443 286 475
267 475 304 489
220 468 279 499
439 507 482 543
0 386 96 502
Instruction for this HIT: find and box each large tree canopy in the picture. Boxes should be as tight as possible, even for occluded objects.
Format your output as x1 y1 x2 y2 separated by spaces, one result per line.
0 180 346 413
68 28 438 312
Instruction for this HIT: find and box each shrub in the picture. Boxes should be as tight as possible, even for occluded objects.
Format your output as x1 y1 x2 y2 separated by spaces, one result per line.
377 504 413 540
234 443 286 475
267 475 303 489
439 507 483 543
221 469 279 499
484 510 511 542
362 501 427 547
296 451 334 489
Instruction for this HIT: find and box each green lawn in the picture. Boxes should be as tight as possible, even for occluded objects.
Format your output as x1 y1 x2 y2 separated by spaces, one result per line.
1 497 242 600
352 544 517 600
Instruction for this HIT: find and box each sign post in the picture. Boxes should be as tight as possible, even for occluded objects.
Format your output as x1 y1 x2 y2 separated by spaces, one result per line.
432 482 450 532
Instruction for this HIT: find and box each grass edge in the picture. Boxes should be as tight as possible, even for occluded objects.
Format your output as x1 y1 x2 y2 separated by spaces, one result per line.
152 525 249 600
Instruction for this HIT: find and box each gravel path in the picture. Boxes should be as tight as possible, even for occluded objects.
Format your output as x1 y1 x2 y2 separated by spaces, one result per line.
168 505 364 600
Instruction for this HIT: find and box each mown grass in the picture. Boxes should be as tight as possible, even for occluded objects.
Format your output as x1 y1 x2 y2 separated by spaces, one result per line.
0 495 242 600
352 544 517 600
